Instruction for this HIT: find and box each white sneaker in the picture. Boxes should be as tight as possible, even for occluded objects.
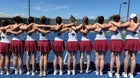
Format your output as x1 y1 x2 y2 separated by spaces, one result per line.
53 70 58 75
6 71 10 75
128 73 134 78
108 71 113 77
86 70 91 74
100 72 103 76
31 71 35 76
26 71 30 75
19 69 23 75
15 69 18 74
80 70 83 74
39 71 43 77
67 70 71 75
0 71 4 75
122 72 127 77
115 73 120 78
43 71 47 76
72 70 76 75
95 71 99 75
59 70 63 76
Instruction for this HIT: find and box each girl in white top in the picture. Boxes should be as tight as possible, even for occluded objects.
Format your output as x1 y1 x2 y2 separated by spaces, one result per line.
0 20 11 75
112 13 140 78
64 16 79 75
23 16 38 76
6 16 25 75
35 16 52 77
51 16 65 76
108 15 123 78
90 16 111 76
79 16 92 74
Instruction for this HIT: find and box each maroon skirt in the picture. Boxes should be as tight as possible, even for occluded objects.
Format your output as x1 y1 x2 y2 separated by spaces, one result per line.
66 41 79 52
93 40 108 52
109 40 124 52
25 41 37 52
52 41 65 52
38 40 51 52
0 42 10 52
10 40 24 52
80 41 92 52
124 39 139 51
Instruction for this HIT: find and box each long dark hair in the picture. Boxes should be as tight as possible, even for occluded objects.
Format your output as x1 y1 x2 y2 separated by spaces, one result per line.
97 16 104 24
28 16 35 24
56 16 62 25
40 16 47 24
113 14 120 22
83 16 89 25
13 16 23 24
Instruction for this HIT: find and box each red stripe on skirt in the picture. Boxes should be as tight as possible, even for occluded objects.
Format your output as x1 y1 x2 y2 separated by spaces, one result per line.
52 41 65 52
109 39 124 52
10 40 24 52
38 40 51 52
0 42 10 52
80 41 92 52
66 41 79 52
124 39 139 51
25 41 37 52
93 40 108 52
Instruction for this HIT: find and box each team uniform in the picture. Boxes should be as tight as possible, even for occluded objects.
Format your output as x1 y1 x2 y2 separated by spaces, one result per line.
93 30 108 52
66 30 79 52
10 27 24 53
52 31 65 52
38 32 51 53
124 28 139 51
0 32 11 52
109 29 123 52
25 32 37 52
80 32 92 52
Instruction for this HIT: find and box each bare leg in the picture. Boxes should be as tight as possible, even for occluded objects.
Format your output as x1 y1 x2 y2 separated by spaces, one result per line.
73 51 77 71
53 52 58 71
116 52 121 74
13 52 18 69
124 50 130 73
67 51 72 71
110 52 115 73
39 52 43 73
5 52 11 72
18 52 24 70
58 52 63 71
95 51 99 73
86 51 91 72
0 53 5 71
43 52 49 72
80 52 84 72
100 51 105 74
26 52 31 72
130 52 136 75
32 52 36 72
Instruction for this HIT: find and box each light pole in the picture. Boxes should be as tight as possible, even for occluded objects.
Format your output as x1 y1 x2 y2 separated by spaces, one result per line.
127 0 130 21
119 2 127 15
28 0 30 17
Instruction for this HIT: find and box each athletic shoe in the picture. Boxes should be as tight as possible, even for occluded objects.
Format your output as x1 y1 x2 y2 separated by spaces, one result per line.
115 73 120 78
108 71 113 77
53 70 58 75
14 69 18 74
31 71 35 76
6 71 10 75
59 70 63 76
128 73 134 78
26 71 30 75
72 70 76 75
0 71 4 75
122 72 128 77
67 70 71 75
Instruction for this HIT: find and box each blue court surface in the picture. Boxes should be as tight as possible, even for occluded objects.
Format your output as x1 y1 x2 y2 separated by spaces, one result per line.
1 32 140 78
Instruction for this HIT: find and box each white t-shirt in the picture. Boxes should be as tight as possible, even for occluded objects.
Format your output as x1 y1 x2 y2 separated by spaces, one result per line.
0 32 11 43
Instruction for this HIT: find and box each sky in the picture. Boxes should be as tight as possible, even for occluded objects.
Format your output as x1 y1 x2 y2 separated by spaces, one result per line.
0 0 140 19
